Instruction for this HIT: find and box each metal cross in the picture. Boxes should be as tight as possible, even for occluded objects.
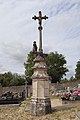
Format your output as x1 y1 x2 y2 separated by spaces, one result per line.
32 11 48 53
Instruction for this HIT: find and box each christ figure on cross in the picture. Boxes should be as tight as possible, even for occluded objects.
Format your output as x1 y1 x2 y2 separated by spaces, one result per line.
32 11 48 53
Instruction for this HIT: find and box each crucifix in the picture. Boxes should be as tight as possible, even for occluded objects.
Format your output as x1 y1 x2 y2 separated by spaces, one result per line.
31 11 51 115
32 11 48 53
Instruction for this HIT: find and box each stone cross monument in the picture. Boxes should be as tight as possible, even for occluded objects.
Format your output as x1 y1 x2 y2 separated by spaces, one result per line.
31 11 51 115
32 11 48 53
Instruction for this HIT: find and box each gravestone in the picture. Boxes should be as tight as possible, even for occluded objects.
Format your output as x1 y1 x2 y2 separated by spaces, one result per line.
78 84 80 89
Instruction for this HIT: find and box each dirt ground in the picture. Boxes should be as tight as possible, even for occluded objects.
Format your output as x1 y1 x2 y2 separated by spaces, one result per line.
0 99 80 120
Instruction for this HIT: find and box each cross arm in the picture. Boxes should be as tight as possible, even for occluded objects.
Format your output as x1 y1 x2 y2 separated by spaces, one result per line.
42 15 48 20
32 15 38 20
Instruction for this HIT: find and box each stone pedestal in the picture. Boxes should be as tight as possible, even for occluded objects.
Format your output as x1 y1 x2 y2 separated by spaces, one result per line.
31 54 51 115
31 97 51 115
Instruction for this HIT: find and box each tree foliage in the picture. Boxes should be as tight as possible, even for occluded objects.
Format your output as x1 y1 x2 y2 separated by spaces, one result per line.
69 76 76 82
60 78 68 84
24 51 35 84
47 52 68 83
24 51 68 84
0 72 25 87
75 60 80 80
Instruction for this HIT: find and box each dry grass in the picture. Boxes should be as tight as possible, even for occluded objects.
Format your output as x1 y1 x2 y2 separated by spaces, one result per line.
0 99 80 120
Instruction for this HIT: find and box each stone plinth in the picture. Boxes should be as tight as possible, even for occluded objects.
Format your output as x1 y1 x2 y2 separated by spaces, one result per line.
31 97 51 116
31 54 51 115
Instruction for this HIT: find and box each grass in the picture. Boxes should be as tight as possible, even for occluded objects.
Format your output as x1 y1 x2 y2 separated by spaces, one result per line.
0 98 79 120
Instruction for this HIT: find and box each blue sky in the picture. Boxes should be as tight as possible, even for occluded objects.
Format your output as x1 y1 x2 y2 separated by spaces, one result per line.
0 0 80 78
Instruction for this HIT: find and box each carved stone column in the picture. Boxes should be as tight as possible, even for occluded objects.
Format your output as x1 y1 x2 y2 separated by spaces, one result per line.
31 54 51 115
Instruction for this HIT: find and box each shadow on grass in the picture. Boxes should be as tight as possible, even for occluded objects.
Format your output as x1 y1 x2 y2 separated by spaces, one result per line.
51 105 77 113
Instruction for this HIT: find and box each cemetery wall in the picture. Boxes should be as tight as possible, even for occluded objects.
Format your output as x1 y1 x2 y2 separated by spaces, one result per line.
0 80 79 97
0 85 32 97
62 80 80 88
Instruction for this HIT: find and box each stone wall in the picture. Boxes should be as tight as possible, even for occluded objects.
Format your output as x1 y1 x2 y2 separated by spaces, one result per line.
0 80 79 97
62 80 80 88
0 85 32 97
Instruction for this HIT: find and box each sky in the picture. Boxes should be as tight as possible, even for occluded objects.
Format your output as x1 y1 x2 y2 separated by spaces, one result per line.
0 0 80 78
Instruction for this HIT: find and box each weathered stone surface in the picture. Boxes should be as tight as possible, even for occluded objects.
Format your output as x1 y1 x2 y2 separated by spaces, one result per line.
31 98 51 116
31 46 51 115
32 80 49 98
33 55 45 62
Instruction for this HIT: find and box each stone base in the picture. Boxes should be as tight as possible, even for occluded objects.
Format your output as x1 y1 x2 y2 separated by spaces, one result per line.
30 97 51 116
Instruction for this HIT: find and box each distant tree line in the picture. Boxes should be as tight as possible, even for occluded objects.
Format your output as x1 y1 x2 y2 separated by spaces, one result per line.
0 72 25 87
61 60 80 83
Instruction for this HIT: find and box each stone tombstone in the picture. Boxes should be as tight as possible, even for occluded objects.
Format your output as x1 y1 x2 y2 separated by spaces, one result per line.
78 84 80 89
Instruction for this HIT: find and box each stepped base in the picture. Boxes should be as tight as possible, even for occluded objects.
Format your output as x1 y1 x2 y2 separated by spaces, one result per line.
31 97 51 116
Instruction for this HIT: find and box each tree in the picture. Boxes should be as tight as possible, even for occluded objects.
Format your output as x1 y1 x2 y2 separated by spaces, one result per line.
24 51 68 84
75 60 80 80
0 72 25 87
60 78 68 84
9 74 25 86
0 72 13 87
46 52 68 83
24 51 35 84
69 76 75 81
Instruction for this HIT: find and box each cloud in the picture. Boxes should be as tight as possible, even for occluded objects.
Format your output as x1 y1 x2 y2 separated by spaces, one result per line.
0 65 3 68
1 42 30 64
0 0 80 78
